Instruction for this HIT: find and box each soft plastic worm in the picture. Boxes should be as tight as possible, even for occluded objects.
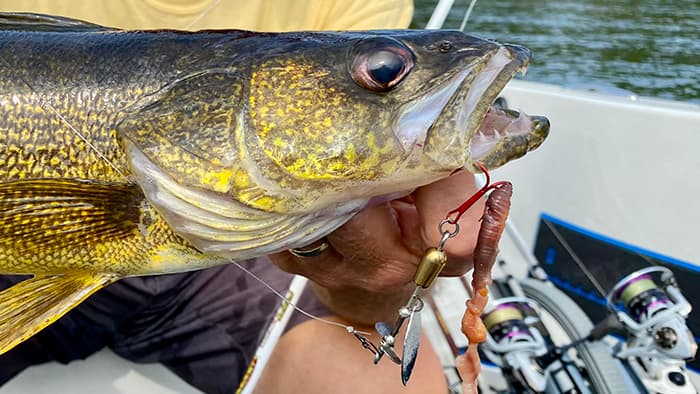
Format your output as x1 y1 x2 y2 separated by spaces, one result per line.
457 177 512 394
471 181 512 291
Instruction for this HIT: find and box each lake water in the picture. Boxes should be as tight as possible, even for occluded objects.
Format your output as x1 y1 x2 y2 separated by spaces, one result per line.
412 0 699 104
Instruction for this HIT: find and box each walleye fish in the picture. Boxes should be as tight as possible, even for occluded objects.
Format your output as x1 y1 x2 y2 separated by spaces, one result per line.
0 13 549 354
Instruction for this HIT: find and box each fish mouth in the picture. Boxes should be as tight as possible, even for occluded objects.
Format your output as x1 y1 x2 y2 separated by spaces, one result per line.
471 106 550 167
464 44 550 170
406 42 550 172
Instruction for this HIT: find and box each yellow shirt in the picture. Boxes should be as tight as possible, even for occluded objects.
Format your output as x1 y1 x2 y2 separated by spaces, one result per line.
0 0 413 31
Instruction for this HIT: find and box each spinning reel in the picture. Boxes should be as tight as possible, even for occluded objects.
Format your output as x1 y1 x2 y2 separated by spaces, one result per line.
607 266 697 393
481 298 584 393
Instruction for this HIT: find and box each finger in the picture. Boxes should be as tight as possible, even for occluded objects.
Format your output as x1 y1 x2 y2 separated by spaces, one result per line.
412 170 483 274
327 202 418 289
268 240 344 289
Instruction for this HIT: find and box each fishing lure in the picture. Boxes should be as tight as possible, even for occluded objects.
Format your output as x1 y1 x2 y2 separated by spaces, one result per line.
458 179 512 393
351 163 512 386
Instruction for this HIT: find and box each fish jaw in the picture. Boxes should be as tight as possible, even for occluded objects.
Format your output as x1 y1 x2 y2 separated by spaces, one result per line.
470 108 550 170
420 43 550 172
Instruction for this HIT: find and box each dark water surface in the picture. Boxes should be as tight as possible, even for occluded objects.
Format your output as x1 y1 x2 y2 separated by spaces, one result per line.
412 0 699 103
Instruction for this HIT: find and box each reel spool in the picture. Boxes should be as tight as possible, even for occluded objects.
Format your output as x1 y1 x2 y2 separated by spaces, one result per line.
483 300 538 345
611 272 672 324
481 297 546 356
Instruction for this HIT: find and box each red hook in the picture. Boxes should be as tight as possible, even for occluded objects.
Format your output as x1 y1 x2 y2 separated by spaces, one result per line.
445 163 508 224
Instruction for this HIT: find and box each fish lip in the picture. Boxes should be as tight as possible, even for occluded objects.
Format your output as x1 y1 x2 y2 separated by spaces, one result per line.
403 42 533 173
459 44 547 170
458 44 549 172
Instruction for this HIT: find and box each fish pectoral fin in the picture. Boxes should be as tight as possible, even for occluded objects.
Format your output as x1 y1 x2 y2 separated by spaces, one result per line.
0 12 112 32
0 179 143 253
0 272 119 355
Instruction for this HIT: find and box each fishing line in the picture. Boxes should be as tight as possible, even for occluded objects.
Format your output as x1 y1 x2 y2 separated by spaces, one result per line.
0 56 127 179
229 259 372 336
184 0 224 30
542 220 608 297
45 107 126 179
3 0 227 178
190 0 368 333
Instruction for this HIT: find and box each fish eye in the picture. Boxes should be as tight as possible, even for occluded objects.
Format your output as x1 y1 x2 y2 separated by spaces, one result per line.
350 38 415 92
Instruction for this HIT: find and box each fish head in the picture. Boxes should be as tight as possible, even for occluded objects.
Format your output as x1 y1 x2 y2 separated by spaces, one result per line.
244 30 549 210
123 30 549 257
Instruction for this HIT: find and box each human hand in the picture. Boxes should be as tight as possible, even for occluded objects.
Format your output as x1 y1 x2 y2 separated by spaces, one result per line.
269 170 485 324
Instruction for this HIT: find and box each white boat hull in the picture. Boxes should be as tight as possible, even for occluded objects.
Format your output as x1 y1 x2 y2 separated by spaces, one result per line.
494 80 700 267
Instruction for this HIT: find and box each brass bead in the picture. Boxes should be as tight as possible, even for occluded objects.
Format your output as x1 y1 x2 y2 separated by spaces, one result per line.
414 247 448 288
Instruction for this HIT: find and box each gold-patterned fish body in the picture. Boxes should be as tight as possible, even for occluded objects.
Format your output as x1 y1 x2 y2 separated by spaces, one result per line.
0 15 237 278
0 13 549 354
